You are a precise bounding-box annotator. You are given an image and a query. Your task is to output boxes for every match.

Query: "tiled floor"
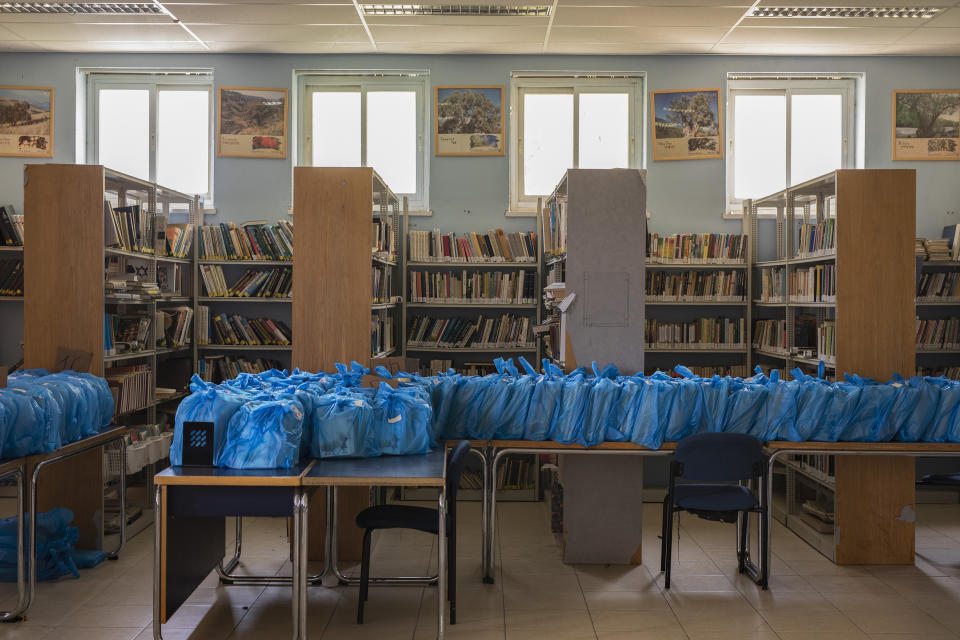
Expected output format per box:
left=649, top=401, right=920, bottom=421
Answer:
left=2, top=501, right=960, bottom=639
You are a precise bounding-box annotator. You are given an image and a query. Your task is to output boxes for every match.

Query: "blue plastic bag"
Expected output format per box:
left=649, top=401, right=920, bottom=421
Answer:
left=219, top=397, right=306, bottom=469
left=922, top=376, right=960, bottom=442
left=581, top=363, right=621, bottom=446
left=310, top=389, right=376, bottom=458
left=722, top=372, right=768, bottom=439
left=0, top=508, right=80, bottom=582
left=547, top=367, right=591, bottom=444
left=839, top=374, right=900, bottom=442
left=483, top=358, right=534, bottom=440
left=523, top=360, right=562, bottom=441
left=660, top=372, right=703, bottom=441
left=606, top=375, right=643, bottom=444
left=889, top=375, right=938, bottom=442
left=371, top=384, right=433, bottom=456
left=171, top=376, right=248, bottom=465
left=759, top=370, right=801, bottom=441
left=792, top=369, right=834, bottom=441
left=1, top=386, right=60, bottom=456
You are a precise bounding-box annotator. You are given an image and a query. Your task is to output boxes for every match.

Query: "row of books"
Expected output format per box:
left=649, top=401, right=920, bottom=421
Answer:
left=818, top=321, right=837, bottom=361
left=659, top=364, right=749, bottom=378
left=199, top=355, right=284, bottom=383
left=163, top=223, right=194, bottom=259
left=0, top=205, right=23, bottom=246
left=542, top=199, right=566, bottom=256
left=917, top=271, right=960, bottom=301
left=105, top=202, right=155, bottom=255
left=157, top=263, right=187, bottom=297
left=408, top=229, right=538, bottom=263
left=919, top=366, right=960, bottom=379
left=791, top=265, right=836, bottom=303
left=409, top=269, right=537, bottom=305
left=105, top=313, right=152, bottom=355
left=757, top=267, right=784, bottom=303
left=104, top=269, right=160, bottom=302
left=373, top=264, right=393, bottom=304
left=644, top=317, right=745, bottom=349
left=371, top=314, right=396, bottom=357
left=373, top=219, right=396, bottom=258
left=646, top=269, right=746, bottom=302
left=753, top=319, right=788, bottom=352
left=497, top=457, right=535, bottom=490
left=753, top=317, right=837, bottom=362
left=201, top=265, right=292, bottom=298
left=156, top=306, right=193, bottom=348
left=406, top=314, right=535, bottom=349
left=199, top=221, right=293, bottom=261
left=796, top=219, right=836, bottom=257
left=0, top=259, right=22, bottom=296
left=646, top=233, right=747, bottom=264
left=916, top=317, right=960, bottom=350
left=197, top=307, right=292, bottom=346
left=106, top=364, right=153, bottom=415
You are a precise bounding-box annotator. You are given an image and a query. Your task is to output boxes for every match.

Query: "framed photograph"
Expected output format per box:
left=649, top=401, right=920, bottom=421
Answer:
left=651, top=88, right=722, bottom=161
left=0, top=86, right=54, bottom=158
left=435, top=86, right=504, bottom=156
left=893, top=90, right=960, bottom=161
left=217, top=87, right=288, bottom=159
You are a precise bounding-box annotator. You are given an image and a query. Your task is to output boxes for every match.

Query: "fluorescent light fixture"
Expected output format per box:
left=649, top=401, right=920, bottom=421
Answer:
left=360, top=4, right=551, bottom=17
left=0, top=1, right=164, bottom=13
left=749, top=6, right=941, bottom=19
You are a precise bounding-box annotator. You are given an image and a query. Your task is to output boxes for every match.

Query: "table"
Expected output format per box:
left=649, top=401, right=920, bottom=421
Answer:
left=302, top=449, right=448, bottom=638
left=152, top=464, right=313, bottom=640
left=0, top=457, right=25, bottom=622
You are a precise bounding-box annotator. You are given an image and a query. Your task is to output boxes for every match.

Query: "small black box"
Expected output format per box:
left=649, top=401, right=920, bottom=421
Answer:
left=181, top=421, right=215, bottom=467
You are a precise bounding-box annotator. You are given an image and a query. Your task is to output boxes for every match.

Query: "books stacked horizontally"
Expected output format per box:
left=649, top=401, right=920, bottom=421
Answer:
left=156, top=306, right=193, bottom=348
left=373, top=264, right=393, bottom=304
left=818, top=320, right=837, bottom=363
left=105, top=313, right=152, bottom=355
left=646, top=270, right=746, bottom=302
left=796, top=220, right=836, bottom=258
left=645, top=317, right=745, bottom=349
left=163, top=223, right=194, bottom=258
left=925, top=238, right=952, bottom=262
left=916, top=238, right=928, bottom=260
left=371, top=313, right=395, bottom=357
left=408, top=229, right=537, bottom=263
left=646, top=233, right=746, bottom=264
left=105, top=202, right=155, bottom=254
left=753, top=319, right=788, bottom=354
left=916, top=317, right=960, bottom=351
left=373, top=218, right=395, bottom=260
left=197, top=306, right=291, bottom=346
left=199, top=355, right=284, bottom=383
left=790, top=265, right=836, bottom=303
left=201, top=265, right=292, bottom=298
left=426, top=359, right=453, bottom=374
left=918, top=271, right=960, bottom=302
left=542, top=199, right=566, bottom=256
left=0, top=205, right=23, bottom=246
left=406, top=314, right=535, bottom=349
left=409, top=269, right=537, bottom=304
left=199, top=220, right=293, bottom=261
left=105, top=364, right=153, bottom=415
left=104, top=272, right=160, bottom=301
left=757, top=267, right=785, bottom=303
left=0, top=259, right=22, bottom=296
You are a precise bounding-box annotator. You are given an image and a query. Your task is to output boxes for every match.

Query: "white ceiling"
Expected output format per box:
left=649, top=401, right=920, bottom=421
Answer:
left=0, top=0, right=959, bottom=55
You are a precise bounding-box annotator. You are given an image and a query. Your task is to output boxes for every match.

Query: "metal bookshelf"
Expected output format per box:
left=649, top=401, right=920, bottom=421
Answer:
left=916, top=259, right=960, bottom=376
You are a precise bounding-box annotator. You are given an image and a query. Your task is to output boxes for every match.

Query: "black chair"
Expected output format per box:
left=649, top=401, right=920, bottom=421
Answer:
left=917, top=473, right=960, bottom=488
left=661, top=432, right=768, bottom=589
left=355, top=440, right=471, bottom=624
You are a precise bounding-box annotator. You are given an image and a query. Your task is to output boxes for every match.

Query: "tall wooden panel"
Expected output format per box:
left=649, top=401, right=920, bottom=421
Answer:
left=24, top=164, right=105, bottom=375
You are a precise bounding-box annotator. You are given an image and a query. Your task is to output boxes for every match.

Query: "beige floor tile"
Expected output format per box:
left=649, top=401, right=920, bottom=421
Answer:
left=0, top=625, right=54, bottom=640
left=845, top=608, right=957, bottom=636
left=759, top=611, right=865, bottom=634
left=777, top=633, right=869, bottom=640
left=505, top=608, right=596, bottom=639
left=657, top=574, right=737, bottom=592
left=810, top=576, right=899, bottom=594
left=414, top=616, right=505, bottom=640
left=65, top=604, right=154, bottom=629
left=820, top=591, right=921, bottom=612
left=583, top=590, right=671, bottom=612
left=52, top=628, right=143, bottom=640
left=686, top=632, right=779, bottom=640
left=163, top=604, right=247, bottom=630
left=591, top=609, right=683, bottom=634
left=595, top=630, right=688, bottom=640
left=136, top=622, right=231, bottom=640
left=741, top=588, right=839, bottom=612
left=675, top=608, right=771, bottom=633
left=575, top=565, right=659, bottom=592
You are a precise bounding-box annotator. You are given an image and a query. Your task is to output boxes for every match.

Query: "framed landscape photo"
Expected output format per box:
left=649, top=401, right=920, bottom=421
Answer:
left=651, top=88, right=722, bottom=161
left=435, top=86, right=504, bottom=156
left=218, top=87, right=288, bottom=159
left=893, top=90, right=960, bottom=161
left=0, top=86, right=54, bottom=158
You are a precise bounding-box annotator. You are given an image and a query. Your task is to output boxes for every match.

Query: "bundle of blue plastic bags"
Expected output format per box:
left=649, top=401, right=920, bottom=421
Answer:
left=0, top=369, right=114, bottom=459
left=172, top=357, right=960, bottom=471
left=0, top=507, right=106, bottom=582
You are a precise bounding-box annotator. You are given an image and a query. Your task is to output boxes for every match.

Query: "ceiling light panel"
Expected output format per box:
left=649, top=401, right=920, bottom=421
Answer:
left=0, top=2, right=165, bottom=14
left=749, top=6, right=942, bottom=19
left=360, top=4, right=552, bottom=17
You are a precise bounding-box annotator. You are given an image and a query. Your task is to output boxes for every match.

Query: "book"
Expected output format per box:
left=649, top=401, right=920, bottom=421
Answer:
left=646, top=269, right=746, bottom=302
left=202, top=266, right=292, bottom=298
left=198, top=306, right=291, bottom=345
left=199, top=355, right=284, bottom=383
left=0, top=205, right=23, bottom=246
left=407, top=229, right=538, bottom=263
left=943, top=225, right=960, bottom=261
left=645, top=317, right=745, bottom=349
left=646, top=233, right=746, bottom=264
left=0, top=259, right=23, bottom=296
left=408, top=268, right=536, bottom=304
left=406, top=313, right=534, bottom=349
left=199, top=220, right=293, bottom=260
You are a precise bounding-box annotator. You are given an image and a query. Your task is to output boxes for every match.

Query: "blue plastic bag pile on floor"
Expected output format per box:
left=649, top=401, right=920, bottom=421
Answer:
left=0, top=507, right=110, bottom=582
left=0, top=369, right=114, bottom=460
left=173, top=357, right=960, bottom=470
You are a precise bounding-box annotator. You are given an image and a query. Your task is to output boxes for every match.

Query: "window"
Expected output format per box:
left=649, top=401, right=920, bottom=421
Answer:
left=85, top=70, right=213, bottom=203
left=509, top=72, right=644, bottom=214
left=726, top=75, right=859, bottom=216
left=298, top=71, right=429, bottom=213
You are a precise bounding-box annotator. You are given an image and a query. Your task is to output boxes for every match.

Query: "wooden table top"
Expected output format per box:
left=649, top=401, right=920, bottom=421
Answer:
left=155, top=462, right=315, bottom=486
left=303, top=449, right=446, bottom=487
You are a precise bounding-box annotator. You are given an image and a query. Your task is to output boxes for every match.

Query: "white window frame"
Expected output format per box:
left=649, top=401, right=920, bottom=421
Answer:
left=508, top=72, right=645, bottom=216
left=296, top=70, right=430, bottom=215
left=725, top=74, right=860, bottom=217
left=83, top=69, right=214, bottom=206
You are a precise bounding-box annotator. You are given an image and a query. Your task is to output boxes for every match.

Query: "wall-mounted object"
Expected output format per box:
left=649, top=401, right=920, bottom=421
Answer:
left=892, top=90, right=960, bottom=161
left=650, top=88, right=722, bottom=161
left=435, top=85, right=505, bottom=156
left=0, top=86, right=54, bottom=158
left=217, top=86, right=288, bottom=159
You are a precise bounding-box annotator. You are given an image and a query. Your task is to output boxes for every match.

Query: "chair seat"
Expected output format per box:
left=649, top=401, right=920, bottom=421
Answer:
left=673, top=484, right=757, bottom=512
left=919, top=473, right=960, bottom=486
left=356, top=504, right=449, bottom=534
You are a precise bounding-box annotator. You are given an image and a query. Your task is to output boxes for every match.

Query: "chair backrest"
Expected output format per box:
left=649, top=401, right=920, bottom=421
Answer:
left=673, top=432, right=764, bottom=482
left=445, top=440, right=472, bottom=520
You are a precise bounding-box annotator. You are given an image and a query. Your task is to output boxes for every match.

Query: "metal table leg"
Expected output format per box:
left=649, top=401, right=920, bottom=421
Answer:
left=153, top=485, right=164, bottom=640
left=437, top=486, right=447, bottom=639
left=291, top=488, right=309, bottom=640
left=0, top=467, right=26, bottom=623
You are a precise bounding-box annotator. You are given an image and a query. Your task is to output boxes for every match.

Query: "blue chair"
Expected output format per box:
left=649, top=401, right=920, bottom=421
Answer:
left=355, top=440, right=472, bottom=624
left=661, top=432, right=768, bottom=589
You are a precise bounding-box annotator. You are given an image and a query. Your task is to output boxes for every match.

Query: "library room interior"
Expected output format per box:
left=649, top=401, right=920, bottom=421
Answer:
left=3, top=2, right=960, bottom=639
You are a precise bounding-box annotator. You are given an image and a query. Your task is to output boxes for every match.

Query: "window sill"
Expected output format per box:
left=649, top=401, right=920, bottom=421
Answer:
left=506, top=209, right=538, bottom=218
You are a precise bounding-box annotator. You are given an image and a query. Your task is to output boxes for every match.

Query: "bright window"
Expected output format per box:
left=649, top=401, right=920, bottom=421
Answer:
left=510, top=73, right=644, bottom=214
left=727, top=76, right=857, bottom=215
left=298, top=72, right=429, bottom=212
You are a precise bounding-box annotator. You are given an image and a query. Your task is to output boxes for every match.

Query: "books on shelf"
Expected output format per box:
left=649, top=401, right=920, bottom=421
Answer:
left=546, top=260, right=564, bottom=286
left=105, top=202, right=155, bottom=255
left=201, top=265, right=292, bottom=298
left=409, top=269, right=536, bottom=304
left=943, top=225, right=960, bottom=261
left=753, top=319, right=789, bottom=354
left=919, top=366, right=960, bottom=379
left=199, top=355, right=284, bottom=383
left=105, top=364, right=153, bottom=415
left=646, top=233, right=746, bottom=264
left=157, top=263, right=186, bottom=297
left=156, top=306, right=193, bottom=348
left=790, top=264, right=836, bottom=303
left=645, top=269, right=745, bottom=302
left=104, top=267, right=159, bottom=301
left=542, top=199, right=567, bottom=257
left=818, top=320, right=837, bottom=363
left=916, top=317, right=960, bottom=350
left=199, top=220, right=293, bottom=261
left=371, top=312, right=395, bottom=357
left=916, top=238, right=928, bottom=260
left=373, top=264, right=393, bottom=304
left=197, top=305, right=291, bottom=345
left=659, top=364, right=749, bottom=378
left=373, top=218, right=395, bottom=259
left=407, top=313, right=534, bottom=349
left=796, top=219, right=836, bottom=258
left=644, top=317, right=745, bottom=349
left=163, top=223, right=194, bottom=259
left=497, top=456, right=535, bottom=490
left=0, top=205, right=23, bottom=246
left=0, top=258, right=23, bottom=296
left=104, top=313, right=152, bottom=356
left=758, top=267, right=785, bottom=303
left=408, top=228, right=537, bottom=263
left=918, top=271, right=960, bottom=302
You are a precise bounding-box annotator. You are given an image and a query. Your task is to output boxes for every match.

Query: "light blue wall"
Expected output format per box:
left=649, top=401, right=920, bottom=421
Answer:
left=1, top=52, right=959, bottom=238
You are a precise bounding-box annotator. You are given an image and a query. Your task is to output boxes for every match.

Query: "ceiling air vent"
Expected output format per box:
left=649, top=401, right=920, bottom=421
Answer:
left=749, top=6, right=941, bottom=19
left=360, top=4, right=552, bottom=17
left=0, top=1, right=165, bottom=14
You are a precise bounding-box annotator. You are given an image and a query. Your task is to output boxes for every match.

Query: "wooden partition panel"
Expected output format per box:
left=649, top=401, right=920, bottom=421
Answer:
left=24, top=164, right=105, bottom=375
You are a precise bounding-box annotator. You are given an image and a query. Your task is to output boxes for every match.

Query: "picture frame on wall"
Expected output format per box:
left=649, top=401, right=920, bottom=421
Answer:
left=650, top=88, right=722, bottom=161
left=435, top=85, right=505, bottom=156
left=892, top=90, right=960, bottom=161
left=217, top=86, right=288, bottom=159
left=0, top=85, right=54, bottom=158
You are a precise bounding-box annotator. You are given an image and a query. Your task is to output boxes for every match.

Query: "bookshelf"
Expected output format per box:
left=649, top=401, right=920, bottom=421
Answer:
left=915, top=259, right=960, bottom=377
left=0, top=244, right=24, bottom=367
left=747, top=169, right=917, bottom=565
